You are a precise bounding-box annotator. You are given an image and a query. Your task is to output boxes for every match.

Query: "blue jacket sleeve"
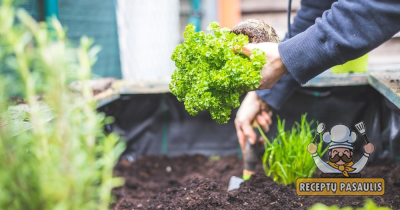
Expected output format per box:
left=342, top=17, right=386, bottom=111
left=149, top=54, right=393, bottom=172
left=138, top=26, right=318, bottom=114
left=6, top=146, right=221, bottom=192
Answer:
left=257, top=0, right=336, bottom=109
left=256, top=73, right=300, bottom=109
left=279, top=0, right=400, bottom=84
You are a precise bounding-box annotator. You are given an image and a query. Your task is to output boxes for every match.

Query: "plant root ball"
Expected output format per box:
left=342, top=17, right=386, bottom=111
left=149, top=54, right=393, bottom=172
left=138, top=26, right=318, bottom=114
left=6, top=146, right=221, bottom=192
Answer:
left=231, top=19, right=280, bottom=44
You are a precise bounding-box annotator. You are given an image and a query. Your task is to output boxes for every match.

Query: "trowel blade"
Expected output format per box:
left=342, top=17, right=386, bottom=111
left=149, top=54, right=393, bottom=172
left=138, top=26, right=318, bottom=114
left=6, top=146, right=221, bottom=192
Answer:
left=227, top=176, right=244, bottom=191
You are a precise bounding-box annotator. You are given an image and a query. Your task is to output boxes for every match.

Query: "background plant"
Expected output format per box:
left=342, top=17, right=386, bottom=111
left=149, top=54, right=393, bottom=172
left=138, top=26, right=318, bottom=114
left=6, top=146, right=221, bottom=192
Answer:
left=308, top=199, right=391, bottom=210
left=260, top=114, right=326, bottom=185
left=0, top=1, right=124, bottom=209
left=170, top=22, right=266, bottom=124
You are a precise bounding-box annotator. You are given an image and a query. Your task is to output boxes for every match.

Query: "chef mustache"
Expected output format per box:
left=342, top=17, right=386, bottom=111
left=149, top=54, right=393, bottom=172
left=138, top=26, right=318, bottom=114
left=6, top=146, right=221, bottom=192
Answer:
left=329, top=153, right=353, bottom=163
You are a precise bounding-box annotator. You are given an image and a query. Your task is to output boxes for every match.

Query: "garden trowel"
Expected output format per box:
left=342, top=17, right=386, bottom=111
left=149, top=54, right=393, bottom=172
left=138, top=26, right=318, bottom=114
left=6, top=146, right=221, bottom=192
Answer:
left=228, top=124, right=261, bottom=191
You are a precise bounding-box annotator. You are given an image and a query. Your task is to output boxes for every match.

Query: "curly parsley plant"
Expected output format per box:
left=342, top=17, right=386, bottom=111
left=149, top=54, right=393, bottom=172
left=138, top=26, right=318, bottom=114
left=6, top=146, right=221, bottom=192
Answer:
left=170, top=22, right=266, bottom=124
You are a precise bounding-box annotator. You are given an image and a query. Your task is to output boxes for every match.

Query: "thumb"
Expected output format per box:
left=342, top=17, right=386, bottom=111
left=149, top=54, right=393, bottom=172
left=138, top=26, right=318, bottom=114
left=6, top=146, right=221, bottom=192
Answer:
left=242, top=123, right=257, bottom=145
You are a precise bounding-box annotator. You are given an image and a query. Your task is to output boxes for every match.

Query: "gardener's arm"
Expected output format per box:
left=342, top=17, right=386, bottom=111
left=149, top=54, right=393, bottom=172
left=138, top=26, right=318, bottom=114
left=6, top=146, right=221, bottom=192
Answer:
left=235, top=1, right=336, bottom=147
left=281, top=0, right=400, bottom=84
left=255, top=0, right=336, bottom=109
left=244, top=0, right=400, bottom=88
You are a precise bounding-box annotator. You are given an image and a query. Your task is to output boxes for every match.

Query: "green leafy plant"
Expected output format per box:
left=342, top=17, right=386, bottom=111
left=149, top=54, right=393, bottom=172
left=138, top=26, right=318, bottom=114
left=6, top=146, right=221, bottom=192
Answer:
left=308, top=199, right=391, bottom=210
left=260, top=114, right=326, bottom=185
left=170, top=22, right=266, bottom=124
left=0, top=1, right=124, bottom=209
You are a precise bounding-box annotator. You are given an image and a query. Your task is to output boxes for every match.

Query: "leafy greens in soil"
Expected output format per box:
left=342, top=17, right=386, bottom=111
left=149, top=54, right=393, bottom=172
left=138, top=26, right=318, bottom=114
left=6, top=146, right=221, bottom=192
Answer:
left=170, top=22, right=266, bottom=124
left=260, top=114, right=327, bottom=185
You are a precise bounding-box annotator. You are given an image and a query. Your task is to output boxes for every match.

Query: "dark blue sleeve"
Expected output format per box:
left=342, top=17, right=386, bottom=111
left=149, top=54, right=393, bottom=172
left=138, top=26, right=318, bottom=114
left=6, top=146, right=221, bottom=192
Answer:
left=256, top=0, right=336, bottom=110
left=279, top=0, right=400, bottom=84
left=256, top=73, right=300, bottom=110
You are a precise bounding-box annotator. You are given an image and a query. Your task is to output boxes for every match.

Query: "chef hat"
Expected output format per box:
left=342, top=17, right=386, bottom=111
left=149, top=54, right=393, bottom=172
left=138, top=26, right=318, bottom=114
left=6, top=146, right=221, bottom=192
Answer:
left=323, top=124, right=357, bottom=150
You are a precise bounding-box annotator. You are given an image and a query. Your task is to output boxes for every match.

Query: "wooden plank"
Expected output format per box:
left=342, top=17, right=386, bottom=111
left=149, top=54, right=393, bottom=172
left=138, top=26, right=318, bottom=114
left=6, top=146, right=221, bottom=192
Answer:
left=95, top=90, right=120, bottom=108
left=115, top=81, right=170, bottom=94
left=94, top=68, right=400, bottom=106
left=304, top=70, right=369, bottom=87
left=305, top=64, right=400, bottom=87
left=369, top=71, right=400, bottom=109
left=95, top=80, right=170, bottom=108
left=369, top=38, right=400, bottom=67
left=241, top=0, right=300, bottom=13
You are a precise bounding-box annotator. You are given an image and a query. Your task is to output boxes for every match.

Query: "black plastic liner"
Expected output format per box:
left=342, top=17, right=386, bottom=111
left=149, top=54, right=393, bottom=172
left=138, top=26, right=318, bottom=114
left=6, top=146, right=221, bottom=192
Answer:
left=99, top=85, right=400, bottom=165
left=99, top=94, right=241, bottom=162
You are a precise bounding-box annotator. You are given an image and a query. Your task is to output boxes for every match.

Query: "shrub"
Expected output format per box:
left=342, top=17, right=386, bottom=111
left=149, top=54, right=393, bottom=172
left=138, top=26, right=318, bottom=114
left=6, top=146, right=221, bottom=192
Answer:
left=0, top=1, right=124, bottom=209
left=260, top=114, right=326, bottom=185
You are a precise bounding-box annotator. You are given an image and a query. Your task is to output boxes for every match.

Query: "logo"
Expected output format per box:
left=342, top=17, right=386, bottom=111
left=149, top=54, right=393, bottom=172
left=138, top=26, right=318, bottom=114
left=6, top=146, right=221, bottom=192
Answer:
left=296, top=122, right=385, bottom=196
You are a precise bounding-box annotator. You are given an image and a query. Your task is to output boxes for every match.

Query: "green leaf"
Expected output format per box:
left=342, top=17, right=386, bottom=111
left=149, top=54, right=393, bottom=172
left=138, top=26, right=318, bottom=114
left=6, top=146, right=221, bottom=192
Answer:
left=170, top=21, right=266, bottom=124
left=260, top=114, right=328, bottom=186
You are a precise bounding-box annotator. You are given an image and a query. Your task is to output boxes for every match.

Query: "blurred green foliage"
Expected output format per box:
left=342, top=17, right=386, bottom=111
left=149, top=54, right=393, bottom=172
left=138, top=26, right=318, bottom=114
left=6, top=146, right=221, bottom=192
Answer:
left=0, top=0, right=124, bottom=209
left=308, top=199, right=391, bottom=210
left=260, top=114, right=327, bottom=185
left=170, top=22, right=266, bottom=124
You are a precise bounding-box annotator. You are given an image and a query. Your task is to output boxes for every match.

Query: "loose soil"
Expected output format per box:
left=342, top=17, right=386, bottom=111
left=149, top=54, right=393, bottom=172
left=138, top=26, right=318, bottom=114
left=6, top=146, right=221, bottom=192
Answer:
left=112, top=155, right=400, bottom=210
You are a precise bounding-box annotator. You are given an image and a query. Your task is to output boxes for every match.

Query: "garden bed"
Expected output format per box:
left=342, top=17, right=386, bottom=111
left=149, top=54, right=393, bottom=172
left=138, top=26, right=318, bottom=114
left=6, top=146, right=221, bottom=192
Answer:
left=112, top=155, right=400, bottom=209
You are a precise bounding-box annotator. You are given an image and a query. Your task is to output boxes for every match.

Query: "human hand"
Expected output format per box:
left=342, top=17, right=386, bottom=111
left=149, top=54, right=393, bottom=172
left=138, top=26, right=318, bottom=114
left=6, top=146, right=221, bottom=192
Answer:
left=235, top=91, right=272, bottom=155
left=364, top=143, right=375, bottom=154
left=239, top=42, right=288, bottom=90
left=307, top=143, right=318, bottom=154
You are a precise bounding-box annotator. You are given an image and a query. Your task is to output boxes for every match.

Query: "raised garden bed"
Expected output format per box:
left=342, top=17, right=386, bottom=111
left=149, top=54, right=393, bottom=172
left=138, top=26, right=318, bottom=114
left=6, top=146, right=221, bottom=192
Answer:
left=112, top=155, right=400, bottom=209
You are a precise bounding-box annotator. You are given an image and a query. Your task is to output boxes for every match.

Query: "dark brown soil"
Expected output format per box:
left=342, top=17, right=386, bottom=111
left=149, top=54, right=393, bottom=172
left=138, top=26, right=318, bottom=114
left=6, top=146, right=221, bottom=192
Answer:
left=112, top=155, right=400, bottom=210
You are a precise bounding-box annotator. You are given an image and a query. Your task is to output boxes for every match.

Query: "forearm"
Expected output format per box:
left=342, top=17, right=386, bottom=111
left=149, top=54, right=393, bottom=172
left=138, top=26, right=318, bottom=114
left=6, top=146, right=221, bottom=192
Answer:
left=255, top=0, right=336, bottom=107
left=279, top=0, right=400, bottom=84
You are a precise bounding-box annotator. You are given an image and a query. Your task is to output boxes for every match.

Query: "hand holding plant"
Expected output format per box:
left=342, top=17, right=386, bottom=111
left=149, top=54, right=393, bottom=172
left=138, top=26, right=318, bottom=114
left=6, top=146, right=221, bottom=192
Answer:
left=238, top=42, right=288, bottom=90
left=235, top=91, right=272, bottom=153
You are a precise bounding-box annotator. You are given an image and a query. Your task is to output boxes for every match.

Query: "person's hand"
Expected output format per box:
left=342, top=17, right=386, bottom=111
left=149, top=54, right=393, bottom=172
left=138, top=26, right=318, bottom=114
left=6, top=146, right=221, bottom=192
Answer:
left=239, top=42, right=288, bottom=90
left=364, top=143, right=375, bottom=154
left=235, top=91, right=272, bottom=155
left=307, top=143, right=318, bottom=154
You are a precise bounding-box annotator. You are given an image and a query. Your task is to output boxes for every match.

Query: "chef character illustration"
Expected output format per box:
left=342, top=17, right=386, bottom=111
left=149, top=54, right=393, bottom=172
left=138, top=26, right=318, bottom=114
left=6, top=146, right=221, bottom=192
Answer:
left=307, top=123, right=375, bottom=177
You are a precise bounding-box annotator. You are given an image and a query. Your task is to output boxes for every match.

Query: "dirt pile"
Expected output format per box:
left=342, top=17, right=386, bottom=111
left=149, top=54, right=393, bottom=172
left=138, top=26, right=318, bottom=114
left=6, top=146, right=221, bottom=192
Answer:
left=144, top=173, right=304, bottom=210
left=112, top=155, right=400, bottom=210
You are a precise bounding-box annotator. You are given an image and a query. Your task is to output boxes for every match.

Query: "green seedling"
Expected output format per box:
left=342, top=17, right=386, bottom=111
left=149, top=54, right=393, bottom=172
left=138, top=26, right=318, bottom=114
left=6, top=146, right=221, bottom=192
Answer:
left=209, top=155, right=221, bottom=161
left=0, top=1, right=124, bottom=209
left=170, top=21, right=266, bottom=124
left=308, top=199, right=391, bottom=210
left=260, top=114, right=327, bottom=185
